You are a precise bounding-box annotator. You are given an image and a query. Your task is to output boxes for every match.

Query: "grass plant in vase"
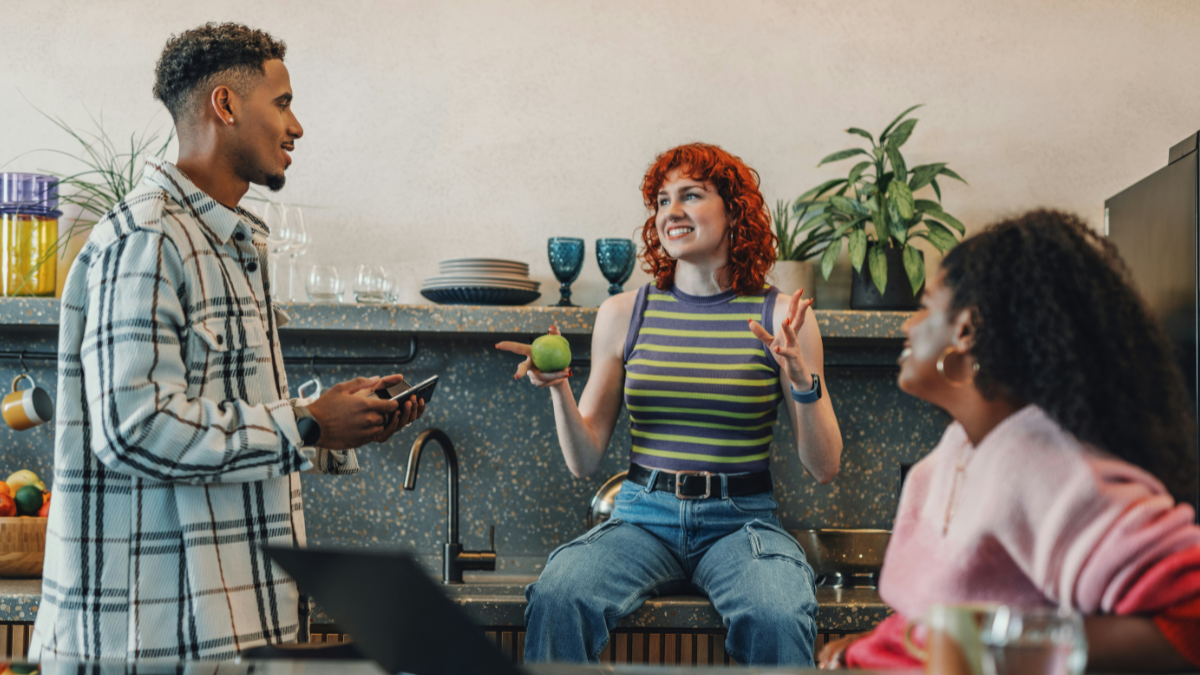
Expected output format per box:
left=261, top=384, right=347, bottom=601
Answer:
left=6, top=108, right=175, bottom=296
left=770, top=198, right=835, bottom=300
left=795, top=105, right=968, bottom=310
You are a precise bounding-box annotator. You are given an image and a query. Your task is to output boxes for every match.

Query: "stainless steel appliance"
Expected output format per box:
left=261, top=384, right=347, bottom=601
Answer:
left=1106, top=132, right=1200, bottom=513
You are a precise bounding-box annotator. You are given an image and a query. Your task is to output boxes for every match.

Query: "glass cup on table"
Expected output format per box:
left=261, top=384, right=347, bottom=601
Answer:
left=354, top=265, right=392, bottom=304
left=306, top=264, right=344, bottom=303
left=980, top=606, right=1086, bottom=675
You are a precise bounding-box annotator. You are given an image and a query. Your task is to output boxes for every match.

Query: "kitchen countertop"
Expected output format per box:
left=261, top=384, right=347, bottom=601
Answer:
left=0, top=298, right=910, bottom=340
left=30, top=659, right=912, bottom=675
left=0, top=576, right=891, bottom=633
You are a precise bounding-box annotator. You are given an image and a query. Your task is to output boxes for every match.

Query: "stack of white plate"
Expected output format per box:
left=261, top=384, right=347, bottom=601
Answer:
left=422, top=258, right=538, bottom=291
left=421, top=258, right=541, bottom=305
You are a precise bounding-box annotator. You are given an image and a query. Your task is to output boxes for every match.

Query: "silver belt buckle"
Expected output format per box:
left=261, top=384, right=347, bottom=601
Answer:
left=674, top=471, right=712, bottom=500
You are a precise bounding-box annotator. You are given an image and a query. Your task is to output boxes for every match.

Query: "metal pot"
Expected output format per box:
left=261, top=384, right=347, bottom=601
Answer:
left=790, top=528, right=891, bottom=588
left=587, top=471, right=628, bottom=529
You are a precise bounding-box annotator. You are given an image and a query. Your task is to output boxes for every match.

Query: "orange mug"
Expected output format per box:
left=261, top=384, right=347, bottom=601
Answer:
left=2, top=374, right=53, bottom=431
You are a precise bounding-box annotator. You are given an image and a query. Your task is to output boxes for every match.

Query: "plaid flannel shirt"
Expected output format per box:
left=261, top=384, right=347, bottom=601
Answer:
left=31, top=159, right=358, bottom=661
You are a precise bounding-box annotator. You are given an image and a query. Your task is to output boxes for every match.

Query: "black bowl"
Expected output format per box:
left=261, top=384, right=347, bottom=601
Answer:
left=420, top=286, right=541, bottom=306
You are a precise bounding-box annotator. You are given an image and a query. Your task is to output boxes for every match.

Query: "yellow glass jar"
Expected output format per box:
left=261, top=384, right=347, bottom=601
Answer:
left=1, top=212, right=57, bottom=296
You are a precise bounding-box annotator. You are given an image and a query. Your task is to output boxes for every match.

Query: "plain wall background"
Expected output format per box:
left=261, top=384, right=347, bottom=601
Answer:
left=2, top=0, right=1198, bottom=307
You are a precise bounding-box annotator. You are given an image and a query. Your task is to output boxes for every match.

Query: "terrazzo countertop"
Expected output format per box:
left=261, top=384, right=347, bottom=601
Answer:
left=0, top=298, right=910, bottom=340
left=0, top=577, right=889, bottom=633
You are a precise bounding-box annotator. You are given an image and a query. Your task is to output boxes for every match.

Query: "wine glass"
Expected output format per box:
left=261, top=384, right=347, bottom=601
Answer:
left=263, top=202, right=293, bottom=297
left=548, top=237, right=585, bottom=307
left=354, top=265, right=392, bottom=304
left=285, top=207, right=309, bottom=301
left=306, top=264, right=344, bottom=302
left=596, top=238, right=636, bottom=296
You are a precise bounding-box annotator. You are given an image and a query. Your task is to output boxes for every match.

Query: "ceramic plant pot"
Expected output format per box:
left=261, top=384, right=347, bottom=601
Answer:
left=850, top=247, right=923, bottom=311
left=769, top=260, right=816, bottom=300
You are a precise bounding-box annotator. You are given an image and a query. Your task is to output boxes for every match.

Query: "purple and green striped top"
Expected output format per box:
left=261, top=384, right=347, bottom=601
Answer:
left=622, top=283, right=783, bottom=474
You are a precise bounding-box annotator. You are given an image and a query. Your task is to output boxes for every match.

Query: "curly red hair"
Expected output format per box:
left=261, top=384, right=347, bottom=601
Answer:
left=639, top=143, right=776, bottom=295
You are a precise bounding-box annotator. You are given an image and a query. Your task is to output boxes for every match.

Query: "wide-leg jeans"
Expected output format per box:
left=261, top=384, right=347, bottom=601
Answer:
left=524, top=472, right=818, bottom=666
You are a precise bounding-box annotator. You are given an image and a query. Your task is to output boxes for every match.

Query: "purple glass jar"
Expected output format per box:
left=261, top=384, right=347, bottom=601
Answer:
left=0, top=173, right=60, bottom=216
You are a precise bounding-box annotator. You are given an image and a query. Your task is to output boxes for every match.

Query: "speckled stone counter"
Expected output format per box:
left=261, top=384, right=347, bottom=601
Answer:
left=0, top=298, right=910, bottom=339
left=0, top=576, right=888, bottom=633
left=0, top=298, right=942, bottom=599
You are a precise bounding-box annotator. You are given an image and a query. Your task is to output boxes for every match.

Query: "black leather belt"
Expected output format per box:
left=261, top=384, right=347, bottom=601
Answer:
left=626, top=463, right=773, bottom=500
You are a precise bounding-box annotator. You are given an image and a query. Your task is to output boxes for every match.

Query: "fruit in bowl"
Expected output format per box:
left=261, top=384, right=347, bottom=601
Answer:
left=0, top=470, right=48, bottom=578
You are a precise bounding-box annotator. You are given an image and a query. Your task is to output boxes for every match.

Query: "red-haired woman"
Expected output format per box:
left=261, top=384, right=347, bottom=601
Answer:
left=498, top=143, right=843, bottom=666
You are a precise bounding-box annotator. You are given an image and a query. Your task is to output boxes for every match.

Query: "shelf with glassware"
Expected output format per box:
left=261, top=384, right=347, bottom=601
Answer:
left=0, top=296, right=910, bottom=339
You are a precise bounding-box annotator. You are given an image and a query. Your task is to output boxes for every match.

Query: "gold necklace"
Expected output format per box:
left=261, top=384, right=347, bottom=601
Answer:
left=942, top=442, right=975, bottom=536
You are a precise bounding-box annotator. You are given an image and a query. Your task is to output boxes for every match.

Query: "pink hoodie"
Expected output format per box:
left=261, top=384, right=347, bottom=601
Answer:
left=847, top=405, right=1200, bottom=668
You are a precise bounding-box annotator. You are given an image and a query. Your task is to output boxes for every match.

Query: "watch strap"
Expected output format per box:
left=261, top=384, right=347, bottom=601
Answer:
left=789, top=374, right=822, bottom=404
left=293, top=404, right=322, bottom=446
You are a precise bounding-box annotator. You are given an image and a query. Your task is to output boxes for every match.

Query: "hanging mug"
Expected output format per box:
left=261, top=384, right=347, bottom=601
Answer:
left=2, top=374, right=54, bottom=431
left=296, top=378, right=322, bottom=406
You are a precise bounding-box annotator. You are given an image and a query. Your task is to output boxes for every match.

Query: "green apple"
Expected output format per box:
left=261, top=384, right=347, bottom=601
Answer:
left=531, top=334, right=572, bottom=372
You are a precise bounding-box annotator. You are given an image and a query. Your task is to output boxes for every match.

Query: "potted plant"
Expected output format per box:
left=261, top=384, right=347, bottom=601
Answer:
left=770, top=198, right=830, bottom=299
left=3, top=108, right=176, bottom=296
left=794, top=105, right=968, bottom=310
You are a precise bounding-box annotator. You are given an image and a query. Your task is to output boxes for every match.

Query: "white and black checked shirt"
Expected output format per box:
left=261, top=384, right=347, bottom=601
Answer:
left=31, top=158, right=358, bottom=661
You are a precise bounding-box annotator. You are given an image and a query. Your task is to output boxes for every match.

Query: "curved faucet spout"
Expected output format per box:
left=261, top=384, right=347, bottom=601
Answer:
left=404, top=428, right=459, bottom=546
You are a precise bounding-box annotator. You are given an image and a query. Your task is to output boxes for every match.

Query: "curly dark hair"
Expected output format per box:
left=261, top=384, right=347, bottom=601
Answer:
left=639, top=143, right=777, bottom=295
left=153, top=22, right=287, bottom=125
left=942, top=209, right=1197, bottom=504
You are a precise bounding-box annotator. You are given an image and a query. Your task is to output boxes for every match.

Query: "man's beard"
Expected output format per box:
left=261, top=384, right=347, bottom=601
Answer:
left=265, top=173, right=286, bottom=191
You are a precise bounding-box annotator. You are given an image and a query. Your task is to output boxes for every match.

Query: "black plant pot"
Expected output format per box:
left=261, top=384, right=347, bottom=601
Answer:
left=850, top=247, right=924, bottom=311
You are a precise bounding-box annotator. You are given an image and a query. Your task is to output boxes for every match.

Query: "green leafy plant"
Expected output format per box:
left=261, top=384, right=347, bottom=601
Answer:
left=0, top=108, right=176, bottom=288
left=795, top=104, right=968, bottom=295
left=773, top=198, right=835, bottom=261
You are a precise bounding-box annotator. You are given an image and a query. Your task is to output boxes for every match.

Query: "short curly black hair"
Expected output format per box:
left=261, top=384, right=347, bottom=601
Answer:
left=153, top=22, right=286, bottom=126
left=942, top=209, right=1197, bottom=504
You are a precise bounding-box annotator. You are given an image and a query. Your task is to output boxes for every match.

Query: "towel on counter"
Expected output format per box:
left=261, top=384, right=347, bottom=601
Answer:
left=846, top=406, right=1200, bottom=669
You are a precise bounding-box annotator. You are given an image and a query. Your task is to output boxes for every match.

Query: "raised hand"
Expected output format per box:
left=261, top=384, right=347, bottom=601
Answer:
left=748, top=290, right=813, bottom=387
left=495, top=326, right=572, bottom=388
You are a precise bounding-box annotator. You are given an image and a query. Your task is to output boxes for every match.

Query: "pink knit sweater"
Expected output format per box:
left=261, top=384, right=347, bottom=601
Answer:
left=847, top=405, right=1200, bottom=668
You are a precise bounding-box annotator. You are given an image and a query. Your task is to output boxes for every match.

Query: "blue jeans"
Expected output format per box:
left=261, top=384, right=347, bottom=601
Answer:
left=524, top=473, right=818, bottom=666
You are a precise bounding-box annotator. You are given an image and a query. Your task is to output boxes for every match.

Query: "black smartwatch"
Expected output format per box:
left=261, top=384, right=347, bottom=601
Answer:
left=789, top=374, right=822, bottom=404
left=293, top=405, right=322, bottom=447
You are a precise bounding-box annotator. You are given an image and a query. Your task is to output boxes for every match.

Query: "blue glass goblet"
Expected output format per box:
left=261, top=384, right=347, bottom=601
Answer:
left=548, top=237, right=585, bottom=307
left=596, top=238, right=636, bottom=296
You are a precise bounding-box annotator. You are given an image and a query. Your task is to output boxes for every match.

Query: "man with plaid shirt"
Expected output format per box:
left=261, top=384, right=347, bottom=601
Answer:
left=31, top=23, right=424, bottom=660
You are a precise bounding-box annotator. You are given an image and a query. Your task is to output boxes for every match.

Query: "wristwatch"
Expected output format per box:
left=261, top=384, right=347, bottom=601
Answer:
left=789, top=374, right=822, bottom=404
left=293, top=404, right=322, bottom=447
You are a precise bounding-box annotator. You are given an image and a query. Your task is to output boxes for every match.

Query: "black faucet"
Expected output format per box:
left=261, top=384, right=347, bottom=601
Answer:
left=403, top=428, right=496, bottom=584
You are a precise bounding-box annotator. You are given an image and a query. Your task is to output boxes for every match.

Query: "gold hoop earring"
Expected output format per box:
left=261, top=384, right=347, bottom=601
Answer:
left=937, top=346, right=979, bottom=387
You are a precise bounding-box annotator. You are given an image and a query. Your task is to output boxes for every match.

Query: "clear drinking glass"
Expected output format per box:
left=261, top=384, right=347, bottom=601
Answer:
left=981, top=606, right=1086, bottom=675
left=306, top=264, right=344, bottom=303
left=354, top=264, right=392, bottom=304
left=285, top=207, right=309, bottom=301
left=263, top=202, right=293, bottom=297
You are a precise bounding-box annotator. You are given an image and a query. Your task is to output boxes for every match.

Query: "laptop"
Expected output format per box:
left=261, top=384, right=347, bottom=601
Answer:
left=263, top=546, right=525, bottom=675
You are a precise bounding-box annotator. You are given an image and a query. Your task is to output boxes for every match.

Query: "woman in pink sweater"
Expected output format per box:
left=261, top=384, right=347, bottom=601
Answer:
left=820, top=210, right=1200, bottom=671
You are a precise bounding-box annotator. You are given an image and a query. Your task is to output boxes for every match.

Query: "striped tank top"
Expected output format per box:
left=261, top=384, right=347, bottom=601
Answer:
left=622, top=283, right=783, bottom=474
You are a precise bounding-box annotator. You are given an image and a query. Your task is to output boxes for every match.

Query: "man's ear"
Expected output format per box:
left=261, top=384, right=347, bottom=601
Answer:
left=209, top=85, right=237, bottom=125
left=952, top=307, right=976, bottom=352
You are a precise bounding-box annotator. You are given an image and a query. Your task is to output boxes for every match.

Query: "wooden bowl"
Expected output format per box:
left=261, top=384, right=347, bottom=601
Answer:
left=0, top=517, right=46, bottom=578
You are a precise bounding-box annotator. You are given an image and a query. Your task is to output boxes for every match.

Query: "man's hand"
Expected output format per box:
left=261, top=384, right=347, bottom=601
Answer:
left=305, top=376, right=401, bottom=450
left=369, top=374, right=427, bottom=444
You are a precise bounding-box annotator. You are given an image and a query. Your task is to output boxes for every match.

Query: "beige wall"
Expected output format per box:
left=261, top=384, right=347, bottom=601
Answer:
left=2, top=0, right=1197, bottom=307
